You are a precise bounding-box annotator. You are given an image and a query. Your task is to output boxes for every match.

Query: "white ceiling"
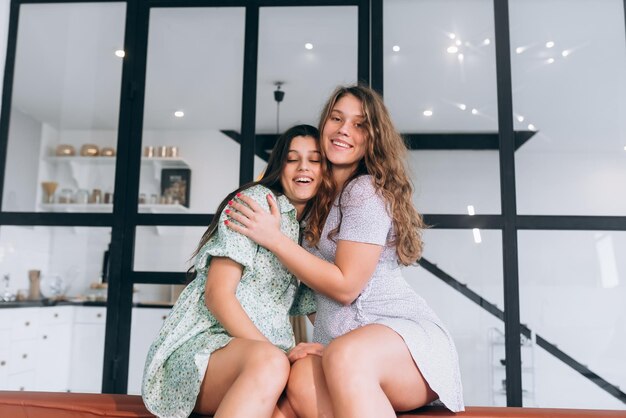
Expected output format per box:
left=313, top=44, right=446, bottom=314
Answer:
left=9, top=0, right=626, bottom=151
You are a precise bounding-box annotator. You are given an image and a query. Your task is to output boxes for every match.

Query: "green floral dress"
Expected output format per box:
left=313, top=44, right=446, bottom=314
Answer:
left=142, top=185, right=316, bottom=418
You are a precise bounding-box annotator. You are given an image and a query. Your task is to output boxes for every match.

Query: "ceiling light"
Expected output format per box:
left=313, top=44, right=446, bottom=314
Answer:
left=447, top=46, right=459, bottom=54
left=392, top=45, right=400, bottom=52
left=473, top=228, right=482, bottom=244
left=305, top=43, right=313, bottom=50
left=561, top=50, right=571, bottom=57
left=455, top=39, right=462, bottom=46
left=515, top=46, right=525, bottom=54
left=449, top=33, right=456, bottom=39
left=423, top=110, right=433, bottom=117
left=483, top=38, right=491, bottom=46
left=467, top=205, right=475, bottom=215
left=457, top=53, right=464, bottom=62
left=546, top=41, right=555, bottom=48
left=528, top=123, right=536, bottom=131
left=547, top=58, right=555, bottom=64
left=517, top=115, right=524, bottom=122
left=458, top=104, right=467, bottom=110
left=623, top=146, right=626, bottom=151
left=114, top=50, right=125, bottom=58
left=174, top=111, right=184, bottom=118
left=471, top=108, right=478, bottom=115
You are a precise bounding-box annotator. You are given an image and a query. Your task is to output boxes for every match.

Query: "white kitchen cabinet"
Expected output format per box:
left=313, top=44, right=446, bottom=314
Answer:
left=0, top=304, right=172, bottom=394
left=0, top=310, right=11, bottom=390
left=0, top=306, right=73, bottom=392
left=127, top=307, right=171, bottom=395
left=36, top=306, right=73, bottom=391
left=68, top=306, right=106, bottom=393
left=4, top=307, right=39, bottom=391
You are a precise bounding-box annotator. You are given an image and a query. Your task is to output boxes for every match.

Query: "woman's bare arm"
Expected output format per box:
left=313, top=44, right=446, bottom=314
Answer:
left=204, top=256, right=268, bottom=342
left=225, top=195, right=382, bottom=305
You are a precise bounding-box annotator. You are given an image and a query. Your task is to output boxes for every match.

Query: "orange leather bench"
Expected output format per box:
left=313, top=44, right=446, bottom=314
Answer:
left=0, top=391, right=624, bottom=418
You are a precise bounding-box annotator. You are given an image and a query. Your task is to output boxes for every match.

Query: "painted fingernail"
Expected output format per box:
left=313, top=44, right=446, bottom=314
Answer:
left=267, top=193, right=274, bottom=200
left=224, top=220, right=229, bottom=225
left=225, top=209, right=230, bottom=214
left=236, top=193, right=242, bottom=197
left=228, top=200, right=233, bottom=205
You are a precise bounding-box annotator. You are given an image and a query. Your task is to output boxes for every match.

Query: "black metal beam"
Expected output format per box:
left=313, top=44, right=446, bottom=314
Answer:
left=517, top=216, right=626, bottom=231
left=132, top=271, right=189, bottom=285
left=423, top=214, right=503, bottom=229
left=493, top=0, right=523, bottom=406
left=239, top=6, right=259, bottom=185
left=357, top=0, right=369, bottom=84
left=102, top=0, right=146, bottom=394
left=0, top=0, right=19, bottom=210
left=134, top=213, right=213, bottom=226
left=404, top=131, right=536, bottom=151
left=228, top=131, right=538, bottom=157
left=0, top=212, right=113, bottom=226
left=371, top=0, right=383, bottom=94
left=419, top=258, right=504, bottom=320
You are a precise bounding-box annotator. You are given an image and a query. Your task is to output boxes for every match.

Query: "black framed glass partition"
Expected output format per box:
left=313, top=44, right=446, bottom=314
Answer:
left=0, top=0, right=625, bottom=409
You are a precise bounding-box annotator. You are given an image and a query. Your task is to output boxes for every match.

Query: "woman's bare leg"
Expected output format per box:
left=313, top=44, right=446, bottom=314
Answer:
left=194, top=338, right=290, bottom=418
left=322, top=324, right=437, bottom=418
left=272, top=394, right=297, bottom=418
left=286, top=355, right=334, bottom=418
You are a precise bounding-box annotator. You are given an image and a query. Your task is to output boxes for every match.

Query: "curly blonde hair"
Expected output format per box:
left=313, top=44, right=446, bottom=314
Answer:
left=306, top=85, right=426, bottom=265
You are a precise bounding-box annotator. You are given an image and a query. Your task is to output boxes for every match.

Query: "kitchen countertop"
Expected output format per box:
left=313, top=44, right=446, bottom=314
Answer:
left=0, top=299, right=174, bottom=309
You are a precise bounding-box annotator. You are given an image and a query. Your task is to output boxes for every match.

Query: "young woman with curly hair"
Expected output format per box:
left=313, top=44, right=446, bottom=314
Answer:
left=226, top=85, right=465, bottom=417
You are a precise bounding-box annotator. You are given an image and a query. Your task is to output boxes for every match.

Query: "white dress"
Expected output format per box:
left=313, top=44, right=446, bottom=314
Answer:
left=303, top=175, right=465, bottom=412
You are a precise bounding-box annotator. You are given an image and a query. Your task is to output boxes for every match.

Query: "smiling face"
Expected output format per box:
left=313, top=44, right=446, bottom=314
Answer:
left=322, top=93, right=368, bottom=180
left=280, top=135, right=322, bottom=218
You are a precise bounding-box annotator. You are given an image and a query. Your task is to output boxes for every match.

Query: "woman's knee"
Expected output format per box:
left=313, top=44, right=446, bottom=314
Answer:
left=244, top=342, right=290, bottom=386
left=322, top=337, right=364, bottom=378
left=287, top=356, right=332, bottom=418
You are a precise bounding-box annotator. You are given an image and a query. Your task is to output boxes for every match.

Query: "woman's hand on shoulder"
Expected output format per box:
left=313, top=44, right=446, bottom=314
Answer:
left=225, top=193, right=283, bottom=250
left=287, top=342, right=325, bottom=363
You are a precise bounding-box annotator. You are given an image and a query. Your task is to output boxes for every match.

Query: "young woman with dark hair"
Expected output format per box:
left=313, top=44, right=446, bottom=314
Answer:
left=142, top=124, right=330, bottom=418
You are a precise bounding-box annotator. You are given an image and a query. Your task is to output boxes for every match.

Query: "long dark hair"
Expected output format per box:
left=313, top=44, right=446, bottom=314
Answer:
left=186, top=124, right=321, bottom=281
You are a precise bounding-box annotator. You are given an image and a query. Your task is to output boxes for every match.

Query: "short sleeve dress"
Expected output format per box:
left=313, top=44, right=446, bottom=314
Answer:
left=303, top=175, right=465, bottom=412
left=142, top=184, right=316, bottom=418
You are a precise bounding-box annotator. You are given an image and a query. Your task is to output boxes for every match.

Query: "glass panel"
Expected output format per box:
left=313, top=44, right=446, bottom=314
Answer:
left=511, top=0, right=626, bottom=215
left=0, top=226, right=110, bottom=392
left=518, top=231, right=626, bottom=409
left=1, top=3, right=126, bottom=213
left=253, top=6, right=358, bottom=174
left=256, top=6, right=359, bottom=126
left=384, top=0, right=500, bottom=214
left=139, top=8, right=245, bottom=214
left=406, top=229, right=504, bottom=406
left=133, top=226, right=204, bottom=274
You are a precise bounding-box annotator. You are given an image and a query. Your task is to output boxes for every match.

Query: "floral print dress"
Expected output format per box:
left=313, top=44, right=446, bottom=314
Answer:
left=141, top=184, right=316, bottom=418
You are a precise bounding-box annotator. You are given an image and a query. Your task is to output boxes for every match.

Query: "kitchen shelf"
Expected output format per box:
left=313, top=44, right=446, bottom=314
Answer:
left=43, top=156, right=190, bottom=169
left=40, top=203, right=189, bottom=213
